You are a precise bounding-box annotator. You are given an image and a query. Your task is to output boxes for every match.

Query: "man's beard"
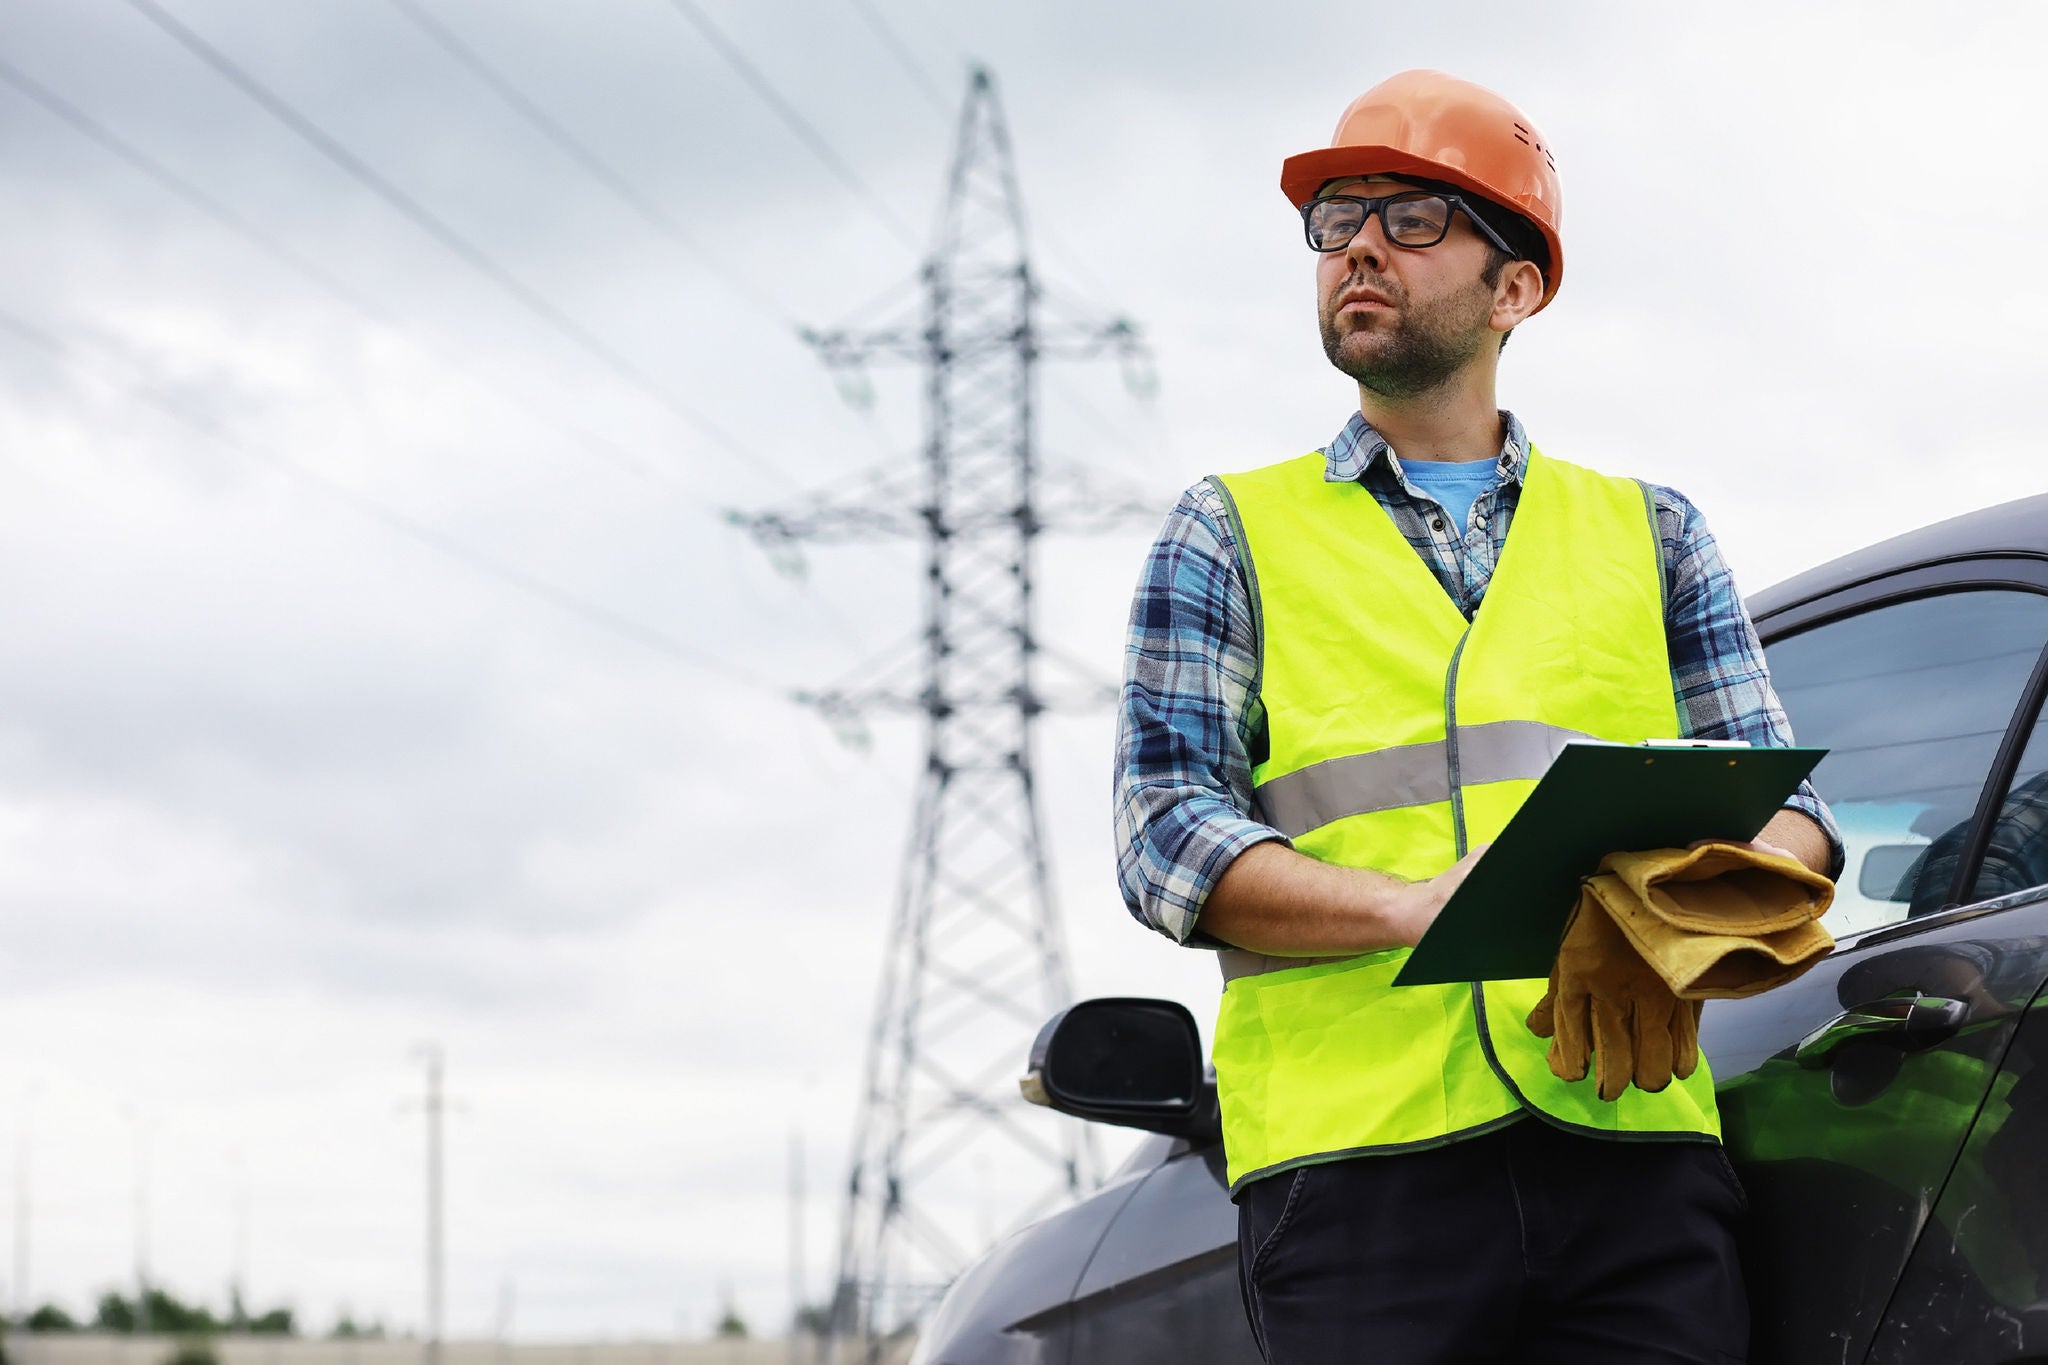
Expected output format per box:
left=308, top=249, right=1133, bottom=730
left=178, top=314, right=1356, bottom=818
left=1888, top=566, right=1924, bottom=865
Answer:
left=1320, top=272, right=1493, bottom=399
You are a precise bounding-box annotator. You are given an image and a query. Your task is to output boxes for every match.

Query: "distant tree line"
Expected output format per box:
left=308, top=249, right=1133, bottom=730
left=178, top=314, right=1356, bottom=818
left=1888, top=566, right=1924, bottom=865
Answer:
left=325, top=1316, right=387, bottom=1340
left=16, top=1288, right=296, bottom=1336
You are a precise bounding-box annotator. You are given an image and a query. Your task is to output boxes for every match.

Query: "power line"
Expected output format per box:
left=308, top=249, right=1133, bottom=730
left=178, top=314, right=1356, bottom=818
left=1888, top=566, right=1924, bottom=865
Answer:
left=887, top=0, right=977, bottom=72
left=2, top=42, right=874, bottom=672
left=841, top=0, right=953, bottom=116
left=375, top=0, right=907, bottom=598
left=115, top=0, right=771, bottom=479
left=0, top=304, right=770, bottom=687
left=662, top=0, right=922, bottom=252
left=380, top=0, right=800, bottom=329
left=827, top=0, right=1123, bottom=324
left=0, top=55, right=688, bottom=497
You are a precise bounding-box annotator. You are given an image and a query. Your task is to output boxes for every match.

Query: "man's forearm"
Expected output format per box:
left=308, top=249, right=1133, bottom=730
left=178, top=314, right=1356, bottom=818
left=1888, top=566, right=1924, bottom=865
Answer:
left=1199, top=810, right=1830, bottom=958
left=1198, top=841, right=1483, bottom=956
left=1757, top=808, right=1834, bottom=879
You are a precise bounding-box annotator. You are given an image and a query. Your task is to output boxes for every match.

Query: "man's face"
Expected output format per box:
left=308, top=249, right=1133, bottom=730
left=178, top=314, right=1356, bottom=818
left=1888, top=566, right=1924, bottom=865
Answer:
left=1314, top=174, right=1502, bottom=398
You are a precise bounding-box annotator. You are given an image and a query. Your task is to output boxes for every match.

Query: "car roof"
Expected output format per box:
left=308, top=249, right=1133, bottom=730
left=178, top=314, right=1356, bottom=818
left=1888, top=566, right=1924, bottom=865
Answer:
left=1749, top=491, right=2048, bottom=623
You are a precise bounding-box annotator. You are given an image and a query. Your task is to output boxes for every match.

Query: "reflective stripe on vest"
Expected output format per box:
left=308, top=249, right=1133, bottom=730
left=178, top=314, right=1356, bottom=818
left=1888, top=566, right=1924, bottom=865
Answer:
left=1252, top=719, right=1594, bottom=838
left=1207, top=448, right=1721, bottom=1194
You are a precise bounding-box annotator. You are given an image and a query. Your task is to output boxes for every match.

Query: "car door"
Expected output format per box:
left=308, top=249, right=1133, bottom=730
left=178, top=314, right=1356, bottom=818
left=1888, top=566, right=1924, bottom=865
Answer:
left=1863, top=970, right=2048, bottom=1361
left=1703, top=562, right=2048, bottom=1365
left=1061, top=1138, right=1259, bottom=1364
left=1860, top=691, right=2048, bottom=1363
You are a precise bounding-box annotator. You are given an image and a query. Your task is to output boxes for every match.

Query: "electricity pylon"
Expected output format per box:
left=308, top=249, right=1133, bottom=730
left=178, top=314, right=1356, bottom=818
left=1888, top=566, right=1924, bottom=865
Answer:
left=732, top=66, right=1151, bottom=1363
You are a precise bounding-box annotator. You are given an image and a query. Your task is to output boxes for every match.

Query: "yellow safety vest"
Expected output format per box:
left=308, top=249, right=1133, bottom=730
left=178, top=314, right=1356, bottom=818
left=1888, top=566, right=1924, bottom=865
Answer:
left=1207, top=447, right=1721, bottom=1194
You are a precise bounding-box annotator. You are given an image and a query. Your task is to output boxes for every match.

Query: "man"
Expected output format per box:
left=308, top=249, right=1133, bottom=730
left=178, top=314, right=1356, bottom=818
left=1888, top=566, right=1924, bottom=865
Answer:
left=1113, top=71, right=1843, bottom=1363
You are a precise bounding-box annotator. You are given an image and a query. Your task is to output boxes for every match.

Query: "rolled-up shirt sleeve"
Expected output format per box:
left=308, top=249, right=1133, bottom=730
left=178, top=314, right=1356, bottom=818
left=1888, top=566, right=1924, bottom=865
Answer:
left=1656, top=486, right=1847, bottom=880
left=1114, top=483, right=1287, bottom=944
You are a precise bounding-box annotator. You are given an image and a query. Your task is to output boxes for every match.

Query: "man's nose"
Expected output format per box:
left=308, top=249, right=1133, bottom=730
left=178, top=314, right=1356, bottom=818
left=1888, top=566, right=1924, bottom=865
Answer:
left=1343, top=212, right=1392, bottom=275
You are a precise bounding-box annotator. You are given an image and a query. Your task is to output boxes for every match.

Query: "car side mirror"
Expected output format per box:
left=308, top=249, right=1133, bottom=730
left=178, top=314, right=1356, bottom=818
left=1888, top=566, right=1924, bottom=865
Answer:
left=1858, top=843, right=1927, bottom=901
left=1020, top=997, right=1220, bottom=1145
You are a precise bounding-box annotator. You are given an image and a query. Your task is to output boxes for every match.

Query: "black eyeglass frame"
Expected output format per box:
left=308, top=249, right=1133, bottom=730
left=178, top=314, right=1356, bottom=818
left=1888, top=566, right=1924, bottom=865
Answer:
left=1300, top=190, right=1520, bottom=261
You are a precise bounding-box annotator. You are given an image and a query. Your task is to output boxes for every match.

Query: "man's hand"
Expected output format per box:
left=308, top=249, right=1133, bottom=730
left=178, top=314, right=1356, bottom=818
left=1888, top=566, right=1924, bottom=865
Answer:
left=1691, top=809, right=1834, bottom=879
left=1381, top=843, right=1489, bottom=946
left=1702, top=837, right=1795, bottom=863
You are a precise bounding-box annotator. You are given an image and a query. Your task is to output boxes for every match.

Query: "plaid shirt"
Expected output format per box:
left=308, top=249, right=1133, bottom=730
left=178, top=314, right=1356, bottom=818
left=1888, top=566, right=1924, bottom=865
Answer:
left=1114, top=410, right=1844, bottom=945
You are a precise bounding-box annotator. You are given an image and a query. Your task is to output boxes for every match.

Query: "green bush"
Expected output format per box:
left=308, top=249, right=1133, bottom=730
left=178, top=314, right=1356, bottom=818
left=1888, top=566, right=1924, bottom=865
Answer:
left=26, top=1305, right=80, bottom=1333
left=162, top=1339, right=219, bottom=1365
left=94, top=1294, right=137, bottom=1334
left=245, top=1308, right=293, bottom=1336
left=84, top=1289, right=294, bottom=1338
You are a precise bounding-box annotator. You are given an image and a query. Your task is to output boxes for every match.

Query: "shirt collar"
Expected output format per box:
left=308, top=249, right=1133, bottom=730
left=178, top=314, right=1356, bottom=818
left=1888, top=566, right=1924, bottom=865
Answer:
left=1322, top=409, right=1529, bottom=487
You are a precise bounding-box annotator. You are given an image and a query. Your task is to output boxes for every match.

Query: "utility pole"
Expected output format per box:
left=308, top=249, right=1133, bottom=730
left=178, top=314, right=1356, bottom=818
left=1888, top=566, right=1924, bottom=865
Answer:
left=787, top=1126, right=804, bottom=1365
left=12, top=1087, right=34, bottom=1325
left=229, top=1146, right=251, bottom=1324
left=123, top=1106, right=151, bottom=1336
left=733, top=66, right=1150, bottom=1363
left=492, top=1274, right=515, bottom=1365
left=414, top=1045, right=446, bottom=1365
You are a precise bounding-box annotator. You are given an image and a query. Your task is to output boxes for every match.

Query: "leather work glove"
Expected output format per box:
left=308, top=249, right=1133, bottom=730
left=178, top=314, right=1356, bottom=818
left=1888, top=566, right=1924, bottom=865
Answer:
left=1599, top=842, right=1836, bottom=999
left=1527, top=881, right=1702, bottom=1102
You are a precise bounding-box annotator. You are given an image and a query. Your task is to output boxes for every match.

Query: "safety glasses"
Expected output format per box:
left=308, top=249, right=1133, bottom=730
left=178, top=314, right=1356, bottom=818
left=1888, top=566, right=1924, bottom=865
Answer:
left=1301, top=190, right=1519, bottom=260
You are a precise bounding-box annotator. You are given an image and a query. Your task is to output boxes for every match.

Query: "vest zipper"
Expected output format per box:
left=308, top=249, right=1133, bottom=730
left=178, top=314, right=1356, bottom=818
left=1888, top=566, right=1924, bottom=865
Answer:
left=1441, top=626, right=1474, bottom=859
left=1443, top=611, right=1698, bottom=1143
left=1441, top=627, right=1473, bottom=858
left=1443, top=621, right=1523, bottom=1111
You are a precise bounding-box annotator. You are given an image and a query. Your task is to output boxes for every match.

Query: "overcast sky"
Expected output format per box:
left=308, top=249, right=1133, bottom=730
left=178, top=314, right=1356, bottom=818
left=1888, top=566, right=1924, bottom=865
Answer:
left=4, top=0, right=2046, bottom=1344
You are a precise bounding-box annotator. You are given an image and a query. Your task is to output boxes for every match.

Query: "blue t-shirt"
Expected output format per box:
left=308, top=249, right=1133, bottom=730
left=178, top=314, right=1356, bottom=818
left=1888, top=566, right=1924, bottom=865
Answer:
left=1397, top=456, right=1497, bottom=535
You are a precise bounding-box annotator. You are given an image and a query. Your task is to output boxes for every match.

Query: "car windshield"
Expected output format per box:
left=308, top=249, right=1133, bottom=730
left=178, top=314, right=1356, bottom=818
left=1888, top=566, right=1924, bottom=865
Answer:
left=1106, top=1130, right=1184, bottom=1181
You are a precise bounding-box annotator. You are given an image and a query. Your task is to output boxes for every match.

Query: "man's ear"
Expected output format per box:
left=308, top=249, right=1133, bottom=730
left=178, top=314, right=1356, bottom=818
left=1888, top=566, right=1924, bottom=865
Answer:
left=1493, top=259, right=1546, bottom=333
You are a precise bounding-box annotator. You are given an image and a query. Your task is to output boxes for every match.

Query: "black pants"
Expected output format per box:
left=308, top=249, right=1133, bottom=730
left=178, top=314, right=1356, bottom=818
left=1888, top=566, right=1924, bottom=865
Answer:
left=1235, top=1118, right=1749, bottom=1364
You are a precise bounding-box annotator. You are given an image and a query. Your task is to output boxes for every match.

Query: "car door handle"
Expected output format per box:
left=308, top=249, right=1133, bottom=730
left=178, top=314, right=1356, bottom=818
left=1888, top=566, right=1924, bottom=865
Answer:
left=1794, top=993, right=1971, bottom=1068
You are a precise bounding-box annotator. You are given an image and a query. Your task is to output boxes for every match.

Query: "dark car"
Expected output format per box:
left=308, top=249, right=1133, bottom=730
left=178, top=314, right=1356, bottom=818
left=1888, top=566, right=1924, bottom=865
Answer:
left=906, top=491, right=2048, bottom=1365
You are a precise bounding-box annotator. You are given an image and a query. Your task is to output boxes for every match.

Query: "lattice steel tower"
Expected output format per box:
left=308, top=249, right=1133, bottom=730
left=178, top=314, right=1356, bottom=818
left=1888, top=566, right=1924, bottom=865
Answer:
left=732, top=66, right=1148, bottom=1362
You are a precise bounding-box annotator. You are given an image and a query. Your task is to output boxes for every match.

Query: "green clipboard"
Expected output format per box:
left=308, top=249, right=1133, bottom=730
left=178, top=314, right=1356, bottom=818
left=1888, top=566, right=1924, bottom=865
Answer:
left=1390, top=742, right=1826, bottom=987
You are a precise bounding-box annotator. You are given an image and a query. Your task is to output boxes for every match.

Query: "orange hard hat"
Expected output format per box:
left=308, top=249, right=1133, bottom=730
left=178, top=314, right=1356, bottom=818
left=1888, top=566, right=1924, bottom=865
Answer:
left=1281, top=71, right=1565, bottom=310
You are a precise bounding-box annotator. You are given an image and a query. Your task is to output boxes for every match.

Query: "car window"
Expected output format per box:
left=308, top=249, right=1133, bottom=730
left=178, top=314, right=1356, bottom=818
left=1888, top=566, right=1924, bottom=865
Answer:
left=1964, top=704, right=2048, bottom=905
left=1766, top=589, right=2048, bottom=937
